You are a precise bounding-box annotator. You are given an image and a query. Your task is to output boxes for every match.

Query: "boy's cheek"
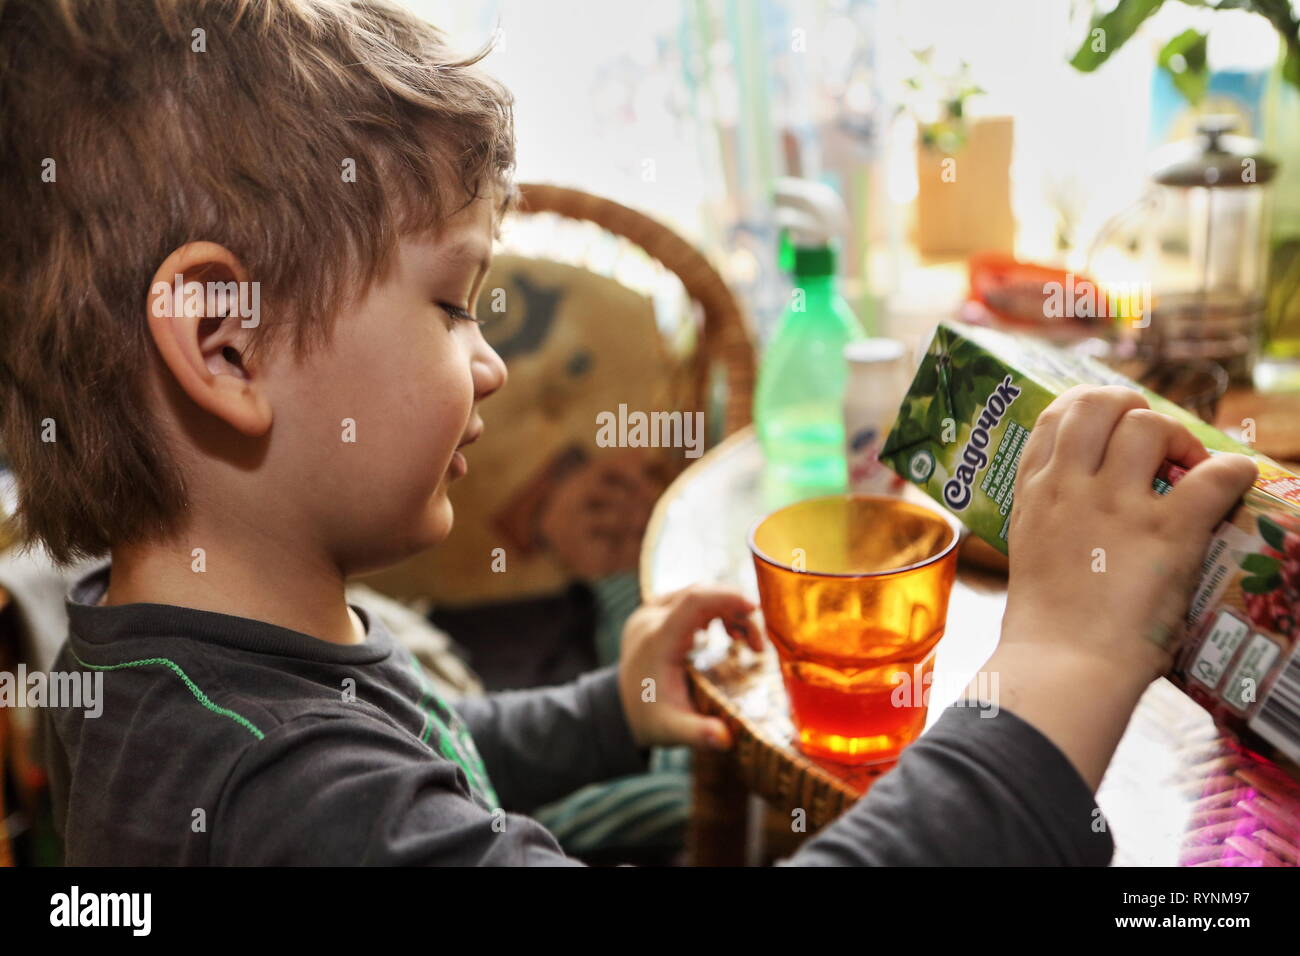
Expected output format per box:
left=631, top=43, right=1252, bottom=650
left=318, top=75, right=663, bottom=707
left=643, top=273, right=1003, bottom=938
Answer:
left=283, top=348, right=471, bottom=515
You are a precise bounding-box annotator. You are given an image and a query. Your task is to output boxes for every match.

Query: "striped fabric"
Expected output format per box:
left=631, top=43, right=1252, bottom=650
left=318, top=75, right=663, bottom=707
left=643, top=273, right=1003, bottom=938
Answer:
left=532, top=572, right=694, bottom=863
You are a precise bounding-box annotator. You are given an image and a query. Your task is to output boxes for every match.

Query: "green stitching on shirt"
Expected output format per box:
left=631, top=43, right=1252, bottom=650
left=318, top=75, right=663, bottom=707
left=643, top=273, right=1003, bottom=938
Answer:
left=70, top=651, right=265, bottom=741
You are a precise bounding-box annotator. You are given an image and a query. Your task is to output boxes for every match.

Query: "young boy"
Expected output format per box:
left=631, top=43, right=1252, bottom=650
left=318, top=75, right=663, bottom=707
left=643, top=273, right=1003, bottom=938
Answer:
left=2, top=0, right=1256, bottom=865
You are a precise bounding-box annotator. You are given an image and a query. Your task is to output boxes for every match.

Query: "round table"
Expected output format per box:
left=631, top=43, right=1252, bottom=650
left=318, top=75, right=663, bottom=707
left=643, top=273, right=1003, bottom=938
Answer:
left=641, top=427, right=1299, bottom=867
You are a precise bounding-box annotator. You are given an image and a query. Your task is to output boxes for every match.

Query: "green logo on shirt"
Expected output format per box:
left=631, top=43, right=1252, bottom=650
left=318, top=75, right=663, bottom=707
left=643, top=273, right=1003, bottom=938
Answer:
left=407, top=654, right=499, bottom=809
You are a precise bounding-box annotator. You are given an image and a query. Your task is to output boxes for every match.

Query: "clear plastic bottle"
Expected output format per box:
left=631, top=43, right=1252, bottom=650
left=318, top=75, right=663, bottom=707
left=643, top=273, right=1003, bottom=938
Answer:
left=755, top=239, right=866, bottom=492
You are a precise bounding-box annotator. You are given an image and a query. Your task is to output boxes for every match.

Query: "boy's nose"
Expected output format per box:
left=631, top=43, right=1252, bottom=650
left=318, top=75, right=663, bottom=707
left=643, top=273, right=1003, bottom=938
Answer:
left=473, top=336, right=508, bottom=400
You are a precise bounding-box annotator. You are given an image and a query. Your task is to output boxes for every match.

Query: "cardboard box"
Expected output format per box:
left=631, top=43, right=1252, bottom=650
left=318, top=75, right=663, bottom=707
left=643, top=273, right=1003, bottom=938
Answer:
left=914, top=117, right=1015, bottom=257
left=881, top=320, right=1300, bottom=768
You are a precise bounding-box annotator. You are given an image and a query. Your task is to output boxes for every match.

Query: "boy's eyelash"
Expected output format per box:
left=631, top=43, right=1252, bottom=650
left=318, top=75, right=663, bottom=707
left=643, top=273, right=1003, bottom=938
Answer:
left=439, top=303, right=482, bottom=325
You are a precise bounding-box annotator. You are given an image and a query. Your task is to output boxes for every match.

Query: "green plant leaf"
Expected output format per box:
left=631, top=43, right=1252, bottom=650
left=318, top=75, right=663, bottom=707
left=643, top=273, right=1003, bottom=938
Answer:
left=1284, top=46, right=1300, bottom=89
left=1185, top=0, right=1300, bottom=93
left=1260, top=514, right=1287, bottom=551
left=1070, top=0, right=1166, bottom=73
left=1071, top=0, right=1300, bottom=95
left=1241, top=553, right=1282, bottom=576
left=1157, top=29, right=1209, bottom=104
left=1225, top=0, right=1300, bottom=78
left=913, top=360, right=939, bottom=397
left=1241, top=573, right=1282, bottom=594
left=925, top=391, right=949, bottom=439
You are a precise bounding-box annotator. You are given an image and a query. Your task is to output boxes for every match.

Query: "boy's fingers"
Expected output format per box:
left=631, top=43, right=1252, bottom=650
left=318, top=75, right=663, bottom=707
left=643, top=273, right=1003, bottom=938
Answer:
left=668, top=586, right=754, bottom=620
left=1019, top=384, right=1117, bottom=481
left=724, top=610, right=766, bottom=653
left=648, top=585, right=696, bottom=607
left=1017, top=398, right=1065, bottom=482
left=1052, top=386, right=1150, bottom=474
left=1168, top=453, right=1258, bottom=533
left=641, top=589, right=763, bottom=675
left=660, top=710, right=731, bottom=750
left=665, top=587, right=757, bottom=642
left=1099, top=408, right=1210, bottom=490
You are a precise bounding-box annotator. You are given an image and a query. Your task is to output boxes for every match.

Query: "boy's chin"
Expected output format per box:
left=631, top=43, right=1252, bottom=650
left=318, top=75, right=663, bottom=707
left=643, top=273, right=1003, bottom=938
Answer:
left=344, top=491, right=454, bottom=577
left=405, top=489, right=455, bottom=551
left=424, top=493, right=455, bottom=543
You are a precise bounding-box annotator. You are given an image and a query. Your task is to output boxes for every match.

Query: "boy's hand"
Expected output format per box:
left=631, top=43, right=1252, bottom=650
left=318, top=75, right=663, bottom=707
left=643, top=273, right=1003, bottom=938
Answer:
left=618, top=586, right=762, bottom=750
left=1003, top=385, right=1257, bottom=680
left=987, top=385, right=1257, bottom=789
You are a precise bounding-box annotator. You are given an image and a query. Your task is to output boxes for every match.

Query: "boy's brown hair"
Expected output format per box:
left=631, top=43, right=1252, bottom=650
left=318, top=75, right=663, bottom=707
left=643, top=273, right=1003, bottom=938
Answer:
left=0, top=0, right=516, bottom=564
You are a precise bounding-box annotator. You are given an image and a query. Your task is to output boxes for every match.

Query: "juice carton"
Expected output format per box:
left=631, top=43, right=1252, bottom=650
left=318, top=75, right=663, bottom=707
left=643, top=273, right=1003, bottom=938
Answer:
left=880, top=320, right=1300, bottom=769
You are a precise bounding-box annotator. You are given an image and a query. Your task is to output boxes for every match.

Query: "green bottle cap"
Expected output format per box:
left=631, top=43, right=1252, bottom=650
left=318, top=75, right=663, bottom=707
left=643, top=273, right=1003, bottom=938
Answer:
left=791, top=243, right=837, bottom=277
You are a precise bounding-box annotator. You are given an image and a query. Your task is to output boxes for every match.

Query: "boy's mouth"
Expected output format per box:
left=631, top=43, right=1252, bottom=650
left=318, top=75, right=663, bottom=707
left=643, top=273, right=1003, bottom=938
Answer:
left=449, top=450, right=469, bottom=480
left=449, top=422, right=484, bottom=480
left=458, top=423, right=484, bottom=449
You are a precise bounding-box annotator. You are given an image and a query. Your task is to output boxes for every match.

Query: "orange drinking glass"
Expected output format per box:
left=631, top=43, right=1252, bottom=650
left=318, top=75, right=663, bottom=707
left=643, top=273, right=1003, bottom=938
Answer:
left=749, top=495, right=960, bottom=765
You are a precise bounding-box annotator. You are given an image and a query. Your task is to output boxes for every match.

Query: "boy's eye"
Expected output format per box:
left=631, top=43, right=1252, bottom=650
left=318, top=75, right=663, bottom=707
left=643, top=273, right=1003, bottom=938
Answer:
left=439, top=303, right=482, bottom=325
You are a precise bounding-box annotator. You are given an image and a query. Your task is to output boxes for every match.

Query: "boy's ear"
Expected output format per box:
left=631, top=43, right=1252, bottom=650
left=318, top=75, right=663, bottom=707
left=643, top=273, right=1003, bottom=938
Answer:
left=145, top=242, right=272, bottom=437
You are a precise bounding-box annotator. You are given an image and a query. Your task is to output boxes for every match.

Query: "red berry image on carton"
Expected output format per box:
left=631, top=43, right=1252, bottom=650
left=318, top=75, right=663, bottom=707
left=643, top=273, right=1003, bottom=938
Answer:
left=1168, top=462, right=1300, bottom=763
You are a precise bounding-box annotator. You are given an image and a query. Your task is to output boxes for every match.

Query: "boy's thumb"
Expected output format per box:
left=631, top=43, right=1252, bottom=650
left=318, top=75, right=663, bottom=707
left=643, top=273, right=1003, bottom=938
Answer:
left=1171, top=451, right=1258, bottom=531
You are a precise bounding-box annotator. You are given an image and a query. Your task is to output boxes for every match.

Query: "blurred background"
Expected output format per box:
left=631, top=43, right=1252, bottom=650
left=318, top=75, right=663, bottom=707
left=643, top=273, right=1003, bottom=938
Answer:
left=362, top=0, right=1300, bottom=679
left=416, top=0, right=1300, bottom=358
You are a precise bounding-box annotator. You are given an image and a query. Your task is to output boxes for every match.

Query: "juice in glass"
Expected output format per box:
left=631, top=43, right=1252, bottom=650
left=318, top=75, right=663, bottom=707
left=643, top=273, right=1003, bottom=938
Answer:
left=749, top=495, right=959, bottom=764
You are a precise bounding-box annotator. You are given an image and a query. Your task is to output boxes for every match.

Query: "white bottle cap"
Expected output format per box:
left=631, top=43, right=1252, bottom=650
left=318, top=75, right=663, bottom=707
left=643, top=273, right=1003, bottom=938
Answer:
left=844, top=338, right=907, bottom=365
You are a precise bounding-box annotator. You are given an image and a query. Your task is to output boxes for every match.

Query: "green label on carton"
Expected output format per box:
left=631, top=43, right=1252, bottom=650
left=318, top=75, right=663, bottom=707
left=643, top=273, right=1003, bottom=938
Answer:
left=879, top=321, right=1253, bottom=554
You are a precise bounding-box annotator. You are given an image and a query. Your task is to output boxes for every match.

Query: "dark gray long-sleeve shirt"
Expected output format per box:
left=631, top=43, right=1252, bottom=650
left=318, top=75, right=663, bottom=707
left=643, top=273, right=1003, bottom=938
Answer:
left=43, top=565, right=1113, bottom=865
